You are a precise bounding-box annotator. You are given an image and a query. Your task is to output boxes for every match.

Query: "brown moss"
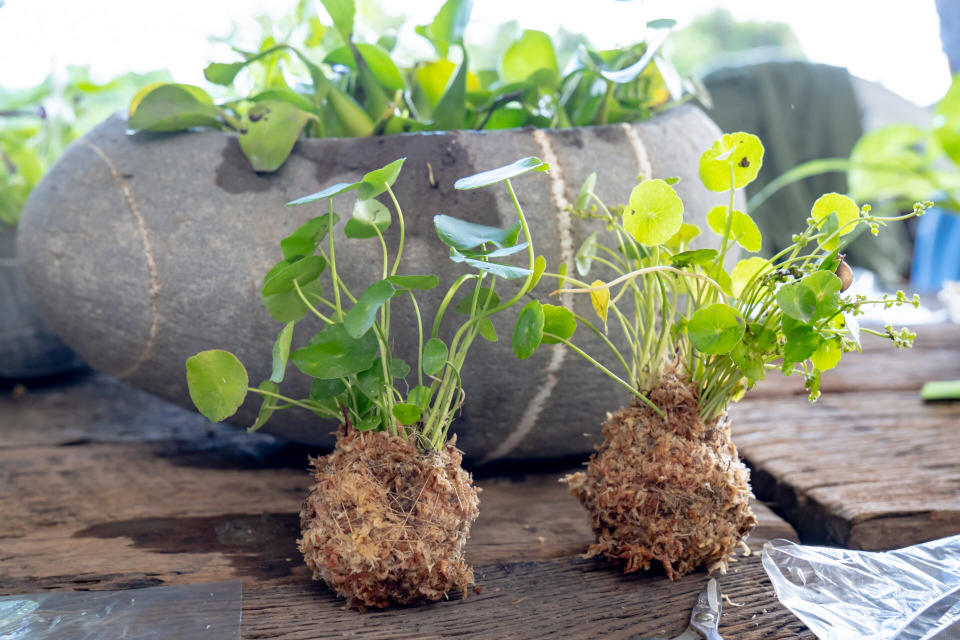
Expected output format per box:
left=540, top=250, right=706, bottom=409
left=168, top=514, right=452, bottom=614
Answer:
left=564, top=368, right=756, bottom=579
left=298, top=428, right=480, bottom=609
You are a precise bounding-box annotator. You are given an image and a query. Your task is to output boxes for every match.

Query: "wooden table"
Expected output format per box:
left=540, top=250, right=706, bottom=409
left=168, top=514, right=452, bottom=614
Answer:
left=3, top=323, right=959, bottom=638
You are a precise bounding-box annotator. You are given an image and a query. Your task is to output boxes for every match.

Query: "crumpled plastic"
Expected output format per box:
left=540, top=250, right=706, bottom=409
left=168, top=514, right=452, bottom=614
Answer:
left=0, top=580, right=241, bottom=639
left=762, top=535, right=960, bottom=640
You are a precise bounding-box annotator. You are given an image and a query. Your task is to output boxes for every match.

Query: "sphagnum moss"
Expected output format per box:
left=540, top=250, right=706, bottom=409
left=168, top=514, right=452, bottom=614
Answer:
left=516, top=132, right=927, bottom=579
left=186, top=156, right=551, bottom=608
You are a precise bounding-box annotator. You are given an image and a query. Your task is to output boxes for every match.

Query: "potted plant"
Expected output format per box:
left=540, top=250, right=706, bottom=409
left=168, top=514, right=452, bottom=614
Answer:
left=185, top=156, right=550, bottom=607
left=16, top=0, right=736, bottom=462
left=515, top=131, right=926, bottom=577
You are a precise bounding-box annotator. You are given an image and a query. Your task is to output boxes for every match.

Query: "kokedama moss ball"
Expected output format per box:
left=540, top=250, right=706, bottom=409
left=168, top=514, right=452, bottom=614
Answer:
left=565, top=369, right=756, bottom=579
left=299, top=428, right=480, bottom=609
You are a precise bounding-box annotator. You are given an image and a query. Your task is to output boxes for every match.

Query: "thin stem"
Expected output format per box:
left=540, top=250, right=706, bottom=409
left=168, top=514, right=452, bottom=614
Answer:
left=293, top=280, right=334, bottom=324
left=327, top=199, right=343, bottom=320
left=553, top=266, right=725, bottom=297
left=408, top=290, right=425, bottom=387
left=385, top=184, right=405, bottom=276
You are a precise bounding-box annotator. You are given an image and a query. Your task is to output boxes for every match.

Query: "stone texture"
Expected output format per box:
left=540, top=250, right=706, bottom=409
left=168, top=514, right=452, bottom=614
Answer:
left=17, top=105, right=738, bottom=463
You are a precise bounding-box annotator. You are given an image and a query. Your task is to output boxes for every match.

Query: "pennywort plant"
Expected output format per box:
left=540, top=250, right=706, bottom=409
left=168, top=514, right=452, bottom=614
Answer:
left=185, top=156, right=548, bottom=451
left=513, top=132, right=927, bottom=421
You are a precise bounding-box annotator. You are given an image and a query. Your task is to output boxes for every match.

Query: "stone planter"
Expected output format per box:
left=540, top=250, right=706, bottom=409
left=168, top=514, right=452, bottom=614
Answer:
left=0, top=224, right=85, bottom=380
left=17, top=105, right=736, bottom=464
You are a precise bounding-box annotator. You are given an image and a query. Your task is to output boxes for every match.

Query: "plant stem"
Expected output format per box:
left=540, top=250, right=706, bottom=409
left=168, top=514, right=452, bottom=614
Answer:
left=385, top=184, right=405, bottom=276
left=293, top=280, right=334, bottom=324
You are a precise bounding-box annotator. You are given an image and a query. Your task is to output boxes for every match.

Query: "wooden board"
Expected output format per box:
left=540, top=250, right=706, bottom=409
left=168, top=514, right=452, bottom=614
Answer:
left=0, top=373, right=808, bottom=638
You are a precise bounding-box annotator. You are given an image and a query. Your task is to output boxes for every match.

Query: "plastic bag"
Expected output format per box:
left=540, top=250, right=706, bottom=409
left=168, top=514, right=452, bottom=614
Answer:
left=762, top=536, right=960, bottom=640
left=0, top=580, right=241, bottom=639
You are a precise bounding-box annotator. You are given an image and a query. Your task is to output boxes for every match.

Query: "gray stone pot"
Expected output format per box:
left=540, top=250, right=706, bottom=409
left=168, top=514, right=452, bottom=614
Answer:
left=0, top=224, right=85, bottom=380
left=18, top=105, right=735, bottom=464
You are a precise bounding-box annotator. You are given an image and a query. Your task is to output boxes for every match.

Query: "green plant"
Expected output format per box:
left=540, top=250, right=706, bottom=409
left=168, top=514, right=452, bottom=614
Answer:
left=128, top=0, right=688, bottom=172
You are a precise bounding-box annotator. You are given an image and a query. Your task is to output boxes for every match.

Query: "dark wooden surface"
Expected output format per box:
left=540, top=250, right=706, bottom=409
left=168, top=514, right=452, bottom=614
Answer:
left=0, top=371, right=809, bottom=639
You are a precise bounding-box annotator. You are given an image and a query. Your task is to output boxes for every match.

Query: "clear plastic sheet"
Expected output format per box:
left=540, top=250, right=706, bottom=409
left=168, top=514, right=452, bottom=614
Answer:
left=762, top=536, right=960, bottom=640
left=0, top=580, right=242, bottom=639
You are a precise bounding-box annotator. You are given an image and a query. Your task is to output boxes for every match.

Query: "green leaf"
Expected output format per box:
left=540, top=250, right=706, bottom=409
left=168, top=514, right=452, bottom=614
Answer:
left=324, top=43, right=405, bottom=93
left=575, top=231, right=598, bottom=276
left=730, top=257, right=771, bottom=298
left=249, top=380, right=279, bottom=432
left=811, top=193, right=859, bottom=251
left=327, top=86, right=375, bottom=136
left=310, top=378, right=346, bottom=401
left=345, top=198, right=391, bottom=238
left=433, top=51, right=469, bottom=131
left=434, top=215, right=521, bottom=250
left=477, top=317, right=498, bottom=341
left=270, top=322, right=295, bottom=383
left=414, top=60, right=460, bottom=108
left=292, top=323, right=379, bottom=379
left=387, top=274, right=439, bottom=290
left=456, top=242, right=528, bottom=260
left=576, top=173, right=597, bottom=209
left=776, top=271, right=842, bottom=324
left=392, top=403, right=422, bottom=425
left=450, top=253, right=532, bottom=279
left=320, top=0, right=355, bottom=41
left=202, top=46, right=294, bottom=86
left=423, top=338, right=448, bottom=376
left=286, top=182, right=359, bottom=206
left=531, top=255, right=547, bottom=289
left=417, top=0, right=473, bottom=56
left=185, top=350, right=249, bottom=422
left=261, top=256, right=327, bottom=322
left=344, top=279, right=396, bottom=338
left=128, top=84, right=221, bottom=132
left=355, top=415, right=382, bottom=431
left=454, top=286, right=500, bottom=313
left=811, top=338, right=842, bottom=371
left=454, top=157, right=548, bottom=190
left=250, top=89, right=316, bottom=114
left=730, top=344, right=765, bottom=382
left=698, top=132, right=764, bottom=192
left=935, top=73, right=960, bottom=165
left=666, top=223, right=701, bottom=250
left=671, top=249, right=717, bottom=267
left=541, top=304, right=576, bottom=344
left=238, top=100, right=315, bottom=172
left=358, top=158, right=406, bottom=200
left=500, top=30, right=559, bottom=88
left=782, top=317, right=820, bottom=363
left=408, top=385, right=433, bottom=409
left=589, top=280, right=610, bottom=327
left=512, top=300, right=544, bottom=359
left=706, top=206, right=762, bottom=252
left=623, top=179, right=684, bottom=246
left=687, top=303, right=744, bottom=355
left=281, top=213, right=340, bottom=259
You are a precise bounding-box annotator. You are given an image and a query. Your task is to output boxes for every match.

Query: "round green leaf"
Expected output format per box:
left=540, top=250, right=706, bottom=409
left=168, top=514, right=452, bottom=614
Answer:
left=500, top=30, right=559, bottom=88
left=670, top=249, right=717, bottom=268
left=730, top=257, right=772, bottom=298
left=423, top=338, right=449, bottom=376
left=280, top=213, right=340, bottom=259
left=541, top=304, right=576, bottom=344
left=291, top=323, right=379, bottom=379
left=392, top=403, right=422, bottom=425
left=811, top=338, right=842, bottom=371
left=345, top=198, right=391, bottom=238
left=512, top=300, right=544, bottom=360
left=310, top=378, right=347, bottom=401
left=185, top=350, right=249, bottom=422
left=623, top=179, right=684, bottom=246
left=776, top=271, right=842, bottom=324
left=687, top=303, right=745, bottom=355
left=698, top=132, right=764, bottom=192
left=706, top=206, right=762, bottom=252
left=128, top=84, right=221, bottom=132
left=811, top=193, right=859, bottom=251
left=666, top=223, right=701, bottom=250
left=344, top=279, right=396, bottom=338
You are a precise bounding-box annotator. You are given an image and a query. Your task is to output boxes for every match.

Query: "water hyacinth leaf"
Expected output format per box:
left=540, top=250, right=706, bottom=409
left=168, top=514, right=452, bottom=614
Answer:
left=500, top=30, right=559, bottom=88
left=249, top=89, right=316, bottom=113
left=238, top=100, right=315, bottom=172
left=699, top=132, right=764, bottom=192
left=811, top=338, right=843, bottom=371
left=392, top=403, right=422, bottom=425
left=250, top=380, right=279, bottom=431
left=730, top=256, right=772, bottom=298
left=666, top=222, right=701, bottom=250
left=185, top=350, right=249, bottom=422
left=324, top=43, right=405, bottom=93
left=408, top=385, right=432, bottom=409
left=270, top=322, right=295, bottom=383
left=434, top=214, right=521, bottom=250
left=454, top=286, right=499, bottom=313
left=706, top=206, right=762, bottom=252
left=128, top=84, right=222, bottom=132
left=454, top=156, right=548, bottom=190
left=477, top=317, right=498, bottom=341
left=310, top=378, right=346, bottom=401
left=687, top=303, right=744, bottom=355
left=541, top=304, right=576, bottom=344
left=671, top=249, right=717, bottom=268
left=811, top=193, right=859, bottom=251
left=387, top=274, right=439, bottom=290
left=623, top=179, right=684, bottom=246
left=320, top=0, right=355, bottom=41
left=280, top=213, right=340, bottom=259
left=286, top=182, right=359, bottom=206
left=358, top=157, right=406, bottom=200
left=576, top=173, right=597, bottom=209
left=575, top=231, right=598, bottom=276
left=344, top=279, right=397, bottom=338
left=589, top=280, right=610, bottom=327
left=512, top=300, right=544, bottom=359
left=777, top=271, right=842, bottom=324
left=327, top=87, right=376, bottom=136
left=345, top=198, right=391, bottom=238
left=422, top=338, right=448, bottom=376
left=291, top=323, right=378, bottom=379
